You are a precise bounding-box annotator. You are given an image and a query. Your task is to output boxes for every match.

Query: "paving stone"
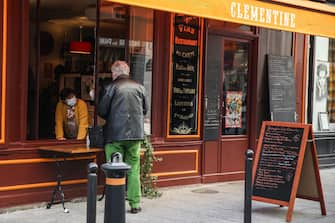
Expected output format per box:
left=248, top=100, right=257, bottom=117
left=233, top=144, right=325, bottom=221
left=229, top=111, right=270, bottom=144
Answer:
left=0, top=168, right=335, bottom=223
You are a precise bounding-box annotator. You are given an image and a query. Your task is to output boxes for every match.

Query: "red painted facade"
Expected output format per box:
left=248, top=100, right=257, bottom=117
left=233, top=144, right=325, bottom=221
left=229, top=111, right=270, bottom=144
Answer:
left=0, top=2, right=308, bottom=209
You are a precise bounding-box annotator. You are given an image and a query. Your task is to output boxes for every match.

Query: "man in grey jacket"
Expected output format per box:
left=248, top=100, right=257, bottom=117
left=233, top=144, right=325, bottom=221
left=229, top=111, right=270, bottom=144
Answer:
left=98, top=60, right=148, bottom=214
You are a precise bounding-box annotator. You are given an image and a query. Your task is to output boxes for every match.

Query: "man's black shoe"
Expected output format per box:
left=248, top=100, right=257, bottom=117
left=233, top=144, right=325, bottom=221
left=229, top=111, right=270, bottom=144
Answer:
left=130, top=207, right=142, bottom=214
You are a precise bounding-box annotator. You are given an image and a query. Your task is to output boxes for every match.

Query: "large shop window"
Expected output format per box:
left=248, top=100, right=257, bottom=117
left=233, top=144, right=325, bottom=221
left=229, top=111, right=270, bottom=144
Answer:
left=311, top=37, right=335, bottom=132
left=28, top=1, right=153, bottom=140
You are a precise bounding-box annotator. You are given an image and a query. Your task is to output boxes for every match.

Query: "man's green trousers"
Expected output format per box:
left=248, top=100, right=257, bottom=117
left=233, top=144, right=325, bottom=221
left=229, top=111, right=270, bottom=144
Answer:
left=105, top=140, right=141, bottom=209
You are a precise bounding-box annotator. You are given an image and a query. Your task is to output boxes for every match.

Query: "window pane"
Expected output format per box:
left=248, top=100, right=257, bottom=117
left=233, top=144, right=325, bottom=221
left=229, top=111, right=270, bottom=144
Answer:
left=98, top=2, right=153, bottom=134
left=222, top=41, right=249, bottom=135
left=28, top=0, right=96, bottom=139
left=327, top=38, right=335, bottom=123
left=28, top=1, right=153, bottom=139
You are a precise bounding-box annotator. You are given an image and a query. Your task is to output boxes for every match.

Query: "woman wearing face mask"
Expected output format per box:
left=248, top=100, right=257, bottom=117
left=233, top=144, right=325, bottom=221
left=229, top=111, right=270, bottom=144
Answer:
left=55, top=88, right=89, bottom=140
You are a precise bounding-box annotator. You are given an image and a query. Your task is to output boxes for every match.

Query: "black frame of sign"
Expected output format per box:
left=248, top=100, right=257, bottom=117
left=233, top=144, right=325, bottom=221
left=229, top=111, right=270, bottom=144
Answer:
left=166, top=14, right=203, bottom=138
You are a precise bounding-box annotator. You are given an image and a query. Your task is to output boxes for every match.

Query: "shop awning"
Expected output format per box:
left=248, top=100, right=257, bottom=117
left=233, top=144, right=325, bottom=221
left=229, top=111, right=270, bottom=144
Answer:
left=107, top=0, right=335, bottom=38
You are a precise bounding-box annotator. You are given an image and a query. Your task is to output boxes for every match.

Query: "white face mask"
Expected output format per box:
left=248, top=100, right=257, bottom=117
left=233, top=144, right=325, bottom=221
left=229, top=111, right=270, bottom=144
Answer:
left=66, top=97, right=77, bottom=107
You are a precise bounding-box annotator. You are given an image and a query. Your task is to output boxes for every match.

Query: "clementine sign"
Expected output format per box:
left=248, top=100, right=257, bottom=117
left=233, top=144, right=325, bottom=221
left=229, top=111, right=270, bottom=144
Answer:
left=230, top=2, right=296, bottom=29
left=107, top=0, right=335, bottom=38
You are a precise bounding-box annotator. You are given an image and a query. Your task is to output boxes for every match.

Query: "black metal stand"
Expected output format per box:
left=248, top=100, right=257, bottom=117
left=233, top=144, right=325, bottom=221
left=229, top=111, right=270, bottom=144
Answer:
left=46, top=157, right=69, bottom=213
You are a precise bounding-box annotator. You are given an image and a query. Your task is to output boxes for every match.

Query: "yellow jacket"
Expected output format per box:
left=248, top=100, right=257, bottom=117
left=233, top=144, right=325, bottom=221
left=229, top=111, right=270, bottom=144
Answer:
left=55, top=98, right=88, bottom=140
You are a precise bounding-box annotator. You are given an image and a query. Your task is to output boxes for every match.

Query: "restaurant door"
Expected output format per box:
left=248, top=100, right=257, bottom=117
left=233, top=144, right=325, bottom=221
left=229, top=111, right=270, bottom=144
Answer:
left=203, top=32, right=253, bottom=182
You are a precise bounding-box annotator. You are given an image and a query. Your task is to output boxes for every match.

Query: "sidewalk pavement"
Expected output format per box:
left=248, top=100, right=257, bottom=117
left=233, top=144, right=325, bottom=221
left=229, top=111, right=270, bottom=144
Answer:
left=1, top=168, right=335, bottom=223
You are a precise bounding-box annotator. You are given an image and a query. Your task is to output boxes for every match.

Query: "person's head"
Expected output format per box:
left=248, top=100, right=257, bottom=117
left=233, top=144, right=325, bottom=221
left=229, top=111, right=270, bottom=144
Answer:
left=60, top=88, right=77, bottom=107
left=110, top=60, right=130, bottom=80
left=317, top=63, right=328, bottom=78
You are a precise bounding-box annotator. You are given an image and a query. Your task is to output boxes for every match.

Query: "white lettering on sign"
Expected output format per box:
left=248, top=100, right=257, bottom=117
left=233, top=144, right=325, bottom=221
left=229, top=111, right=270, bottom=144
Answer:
left=251, top=6, right=258, bottom=21
left=230, top=2, right=296, bottom=29
left=244, top=4, right=250, bottom=20
left=265, top=9, right=272, bottom=24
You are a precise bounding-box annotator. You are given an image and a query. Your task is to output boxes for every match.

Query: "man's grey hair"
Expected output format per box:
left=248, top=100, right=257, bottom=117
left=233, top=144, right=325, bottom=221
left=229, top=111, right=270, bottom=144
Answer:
left=111, top=60, right=130, bottom=77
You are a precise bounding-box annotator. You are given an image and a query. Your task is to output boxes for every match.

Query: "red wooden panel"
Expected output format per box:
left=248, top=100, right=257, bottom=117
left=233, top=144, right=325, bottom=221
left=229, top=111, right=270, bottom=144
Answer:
left=152, top=150, right=198, bottom=174
left=220, top=138, right=248, bottom=173
left=0, top=160, right=89, bottom=187
left=203, top=141, right=219, bottom=174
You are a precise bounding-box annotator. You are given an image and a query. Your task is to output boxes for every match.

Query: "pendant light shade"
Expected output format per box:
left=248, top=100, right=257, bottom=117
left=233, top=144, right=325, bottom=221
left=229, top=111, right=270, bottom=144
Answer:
left=69, top=41, right=92, bottom=54
left=69, top=25, right=92, bottom=54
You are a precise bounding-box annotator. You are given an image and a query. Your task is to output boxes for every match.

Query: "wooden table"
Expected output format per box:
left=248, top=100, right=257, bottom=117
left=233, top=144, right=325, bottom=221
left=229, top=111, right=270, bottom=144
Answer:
left=39, top=145, right=103, bottom=213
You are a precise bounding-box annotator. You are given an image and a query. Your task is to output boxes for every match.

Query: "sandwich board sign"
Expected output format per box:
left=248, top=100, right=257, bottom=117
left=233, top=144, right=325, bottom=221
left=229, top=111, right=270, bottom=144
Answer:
left=252, top=121, right=326, bottom=222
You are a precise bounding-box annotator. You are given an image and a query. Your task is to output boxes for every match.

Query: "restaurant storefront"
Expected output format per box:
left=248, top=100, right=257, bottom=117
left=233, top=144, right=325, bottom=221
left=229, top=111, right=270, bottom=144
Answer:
left=0, top=0, right=335, bottom=208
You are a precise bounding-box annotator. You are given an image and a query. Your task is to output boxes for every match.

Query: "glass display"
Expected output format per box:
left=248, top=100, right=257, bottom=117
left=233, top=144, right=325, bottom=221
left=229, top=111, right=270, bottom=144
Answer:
left=28, top=1, right=153, bottom=139
left=311, top=37, right=335, bottom=132
left=222, top=40, right=249, bottom=135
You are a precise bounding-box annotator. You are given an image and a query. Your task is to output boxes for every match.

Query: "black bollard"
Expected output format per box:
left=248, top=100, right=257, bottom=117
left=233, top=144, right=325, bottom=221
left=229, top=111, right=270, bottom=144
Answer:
left=244, top=149, right=254, bottom=223
left=87, top=162, right=98, bottom=223
left=101, top=152, right=130, bottom=223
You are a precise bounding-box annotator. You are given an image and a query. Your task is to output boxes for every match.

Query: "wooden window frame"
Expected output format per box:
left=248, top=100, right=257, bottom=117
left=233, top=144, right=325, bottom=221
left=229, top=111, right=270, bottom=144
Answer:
left=0, top=0, right=7, bottom=144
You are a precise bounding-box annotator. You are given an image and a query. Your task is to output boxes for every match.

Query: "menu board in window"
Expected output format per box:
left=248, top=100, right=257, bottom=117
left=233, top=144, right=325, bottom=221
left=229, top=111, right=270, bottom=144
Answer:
left=268, top=55, right=296, bottom=122
left=252, top=121, right=326, bottom=222
left=167, top=14, right=202, bottom=137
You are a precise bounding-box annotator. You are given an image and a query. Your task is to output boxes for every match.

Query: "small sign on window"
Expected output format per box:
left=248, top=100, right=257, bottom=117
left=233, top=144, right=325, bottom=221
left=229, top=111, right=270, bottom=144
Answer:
left=319, top=112, right=330, bottom=131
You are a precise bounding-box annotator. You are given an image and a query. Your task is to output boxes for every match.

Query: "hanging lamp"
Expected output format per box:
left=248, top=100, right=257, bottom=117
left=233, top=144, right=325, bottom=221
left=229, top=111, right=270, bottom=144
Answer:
left=69, top=25, right=92, bottom=54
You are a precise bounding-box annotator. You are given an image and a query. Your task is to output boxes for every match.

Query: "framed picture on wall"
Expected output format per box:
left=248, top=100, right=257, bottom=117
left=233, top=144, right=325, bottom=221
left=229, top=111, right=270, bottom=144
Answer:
left=81, top=75, right=94, bottom=101
left=315, top=61, right=329, bottom=99
left=319, top=112, right=330, bottom=131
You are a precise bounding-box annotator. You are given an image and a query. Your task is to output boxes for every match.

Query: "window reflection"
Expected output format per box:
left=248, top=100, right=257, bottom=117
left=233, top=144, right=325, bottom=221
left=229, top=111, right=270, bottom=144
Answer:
left=28, top=1, right=153, bottom=139
left=327, top=39, right=335, bottom=123
left=28, top=0, right=96, bottom=139
left=222, top=41, right=249, bottom=135
left=98, top=3, right=153, bottom=134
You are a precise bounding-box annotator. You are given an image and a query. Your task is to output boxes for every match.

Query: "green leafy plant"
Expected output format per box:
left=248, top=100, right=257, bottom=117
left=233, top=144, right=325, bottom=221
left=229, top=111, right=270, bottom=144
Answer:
left=140, top=135, right=162, bottom=198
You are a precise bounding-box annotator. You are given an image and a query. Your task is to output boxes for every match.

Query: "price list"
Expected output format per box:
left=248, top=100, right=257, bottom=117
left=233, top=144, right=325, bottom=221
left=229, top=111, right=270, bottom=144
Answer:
left=253, top=125, right=304, bottom=202
left=268, top=55, right=296, bottom=122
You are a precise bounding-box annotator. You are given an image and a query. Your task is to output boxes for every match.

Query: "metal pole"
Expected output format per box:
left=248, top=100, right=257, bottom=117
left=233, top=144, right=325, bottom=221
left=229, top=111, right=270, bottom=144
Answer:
left=87, top=162, right=98, bottom=223
left=102, top=153, right=130, bottom=223
left=244, top=149, right=254, bottom=223
left=104, top=176, right=127, bottom=223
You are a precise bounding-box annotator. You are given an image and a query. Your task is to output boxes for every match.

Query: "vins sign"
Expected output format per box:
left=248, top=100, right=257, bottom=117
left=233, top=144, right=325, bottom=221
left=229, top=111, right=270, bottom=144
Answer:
left=168, top=14, right=202, bottom=136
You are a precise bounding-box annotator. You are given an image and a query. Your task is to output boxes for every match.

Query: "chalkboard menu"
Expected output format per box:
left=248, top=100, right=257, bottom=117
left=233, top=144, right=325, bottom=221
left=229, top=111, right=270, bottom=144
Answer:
left=253, top=124, right=304, bottom=202
left=168, top=15, right=201, bottom=135
left=268, top=55, right=296, bottom=122
left=252, top=121, right=327, bottom=222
